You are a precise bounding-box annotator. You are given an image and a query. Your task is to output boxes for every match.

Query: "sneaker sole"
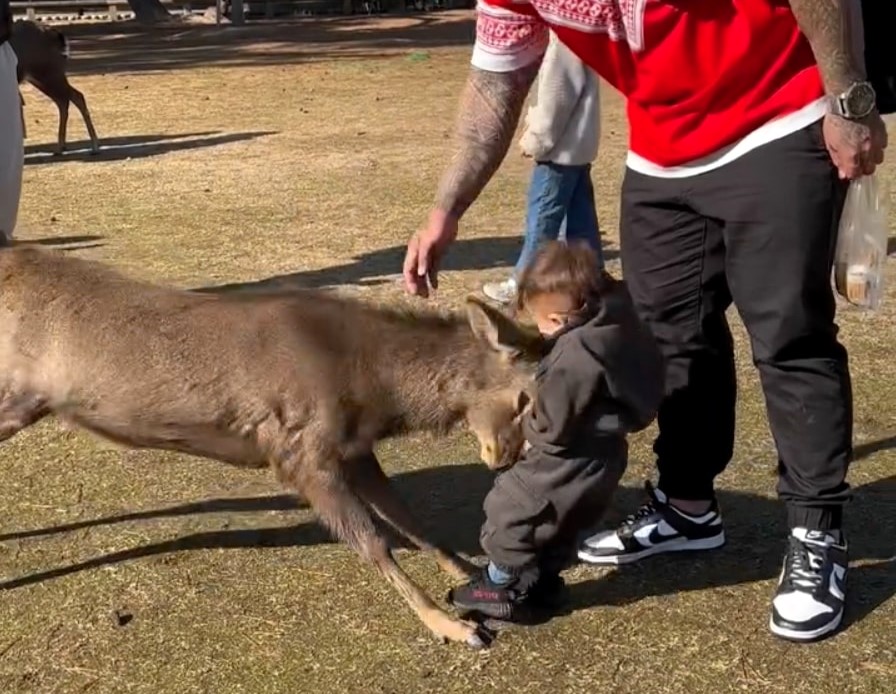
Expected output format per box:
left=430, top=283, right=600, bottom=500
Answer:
left=577, top=533, right=726, bottom=566
left=768, top=608, right=844, bottom=643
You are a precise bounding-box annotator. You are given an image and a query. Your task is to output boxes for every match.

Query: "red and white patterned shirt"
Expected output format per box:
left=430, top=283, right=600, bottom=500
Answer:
left=471, top=0, right=828, bottom=176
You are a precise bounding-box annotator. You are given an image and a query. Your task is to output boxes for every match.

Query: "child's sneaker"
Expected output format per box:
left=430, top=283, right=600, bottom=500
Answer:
left=527, top=572, right=568, bottom=610
left=448, top=568, right=554, bottom=622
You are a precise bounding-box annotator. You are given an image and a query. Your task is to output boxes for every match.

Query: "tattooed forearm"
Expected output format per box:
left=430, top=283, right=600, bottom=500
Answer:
left=789, top=0, right=865, bottom=95
left=434, top=62, right=541, bottom=219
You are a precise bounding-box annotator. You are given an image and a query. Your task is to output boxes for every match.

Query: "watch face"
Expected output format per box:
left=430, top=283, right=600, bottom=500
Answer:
left=847, top=83, right=876, bottom=117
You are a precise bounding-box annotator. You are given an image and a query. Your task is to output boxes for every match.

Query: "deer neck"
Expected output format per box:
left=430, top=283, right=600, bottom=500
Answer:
left=392, top=332, right=490, bottom=436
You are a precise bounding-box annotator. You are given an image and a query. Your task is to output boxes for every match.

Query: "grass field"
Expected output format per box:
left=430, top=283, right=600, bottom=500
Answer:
left=1, top=12, right=894, bottom=694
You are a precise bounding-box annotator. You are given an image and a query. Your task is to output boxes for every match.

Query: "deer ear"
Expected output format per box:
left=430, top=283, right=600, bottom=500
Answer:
left=465, top=295, right=537, bottom=358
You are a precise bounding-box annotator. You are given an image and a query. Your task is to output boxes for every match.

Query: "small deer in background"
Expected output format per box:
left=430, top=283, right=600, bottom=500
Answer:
left=10, top=20, right=99, bottom=155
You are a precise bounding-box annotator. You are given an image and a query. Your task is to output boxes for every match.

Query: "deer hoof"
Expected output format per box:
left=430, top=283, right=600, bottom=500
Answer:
left=465, top=624, right=495, bottom=650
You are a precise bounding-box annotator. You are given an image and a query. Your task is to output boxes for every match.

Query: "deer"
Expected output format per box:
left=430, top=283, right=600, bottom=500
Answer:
left=10, top=20, right=99, bottom=155
left=0, top=245, right=544, bottom=649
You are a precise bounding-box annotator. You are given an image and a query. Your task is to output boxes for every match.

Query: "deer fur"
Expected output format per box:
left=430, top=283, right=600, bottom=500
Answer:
left=0, top=245, right=542, bottom=648
left=10, top=20, right=99, bottom=155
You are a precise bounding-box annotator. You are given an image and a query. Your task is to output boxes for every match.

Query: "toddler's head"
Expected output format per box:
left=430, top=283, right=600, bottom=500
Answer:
left=516, top=241, right=606, bottom=337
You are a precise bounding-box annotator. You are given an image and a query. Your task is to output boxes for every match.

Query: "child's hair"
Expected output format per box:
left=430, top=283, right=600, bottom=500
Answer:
left=516, top=241, right=607, bottom=311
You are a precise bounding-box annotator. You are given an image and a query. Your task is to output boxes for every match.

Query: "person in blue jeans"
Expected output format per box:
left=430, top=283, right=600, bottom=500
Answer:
left=482, top=30, right=603, bottom=305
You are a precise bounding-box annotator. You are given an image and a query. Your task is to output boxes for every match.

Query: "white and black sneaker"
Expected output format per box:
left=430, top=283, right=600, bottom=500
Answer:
left=577, top=482, right=725, bottom=565
left=769, top=528, right=848, bottom=642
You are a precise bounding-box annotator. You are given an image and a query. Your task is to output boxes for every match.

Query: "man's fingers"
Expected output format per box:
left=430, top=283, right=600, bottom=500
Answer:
left=428, top=265, right=439, bottom=291
left=403, top=234, right=424, bottom=295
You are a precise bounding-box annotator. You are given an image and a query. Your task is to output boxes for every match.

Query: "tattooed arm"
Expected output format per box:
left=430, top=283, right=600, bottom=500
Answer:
left=788, top=0, right=887, bottom=178
left=434, top=63, right=542, bottom=219
left=402, top=0, right=549, bottom=296
left=788, top=0, right=865, bottom=93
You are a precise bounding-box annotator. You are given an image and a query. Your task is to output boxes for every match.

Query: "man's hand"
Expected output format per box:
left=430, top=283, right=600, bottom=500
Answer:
left=403, top=63, right=541, bottom=297
left=788, top=0, right=888, bottom=178
left=403, top=209, right=458, bottom=298
left=823, top=111, right=889, bottom=179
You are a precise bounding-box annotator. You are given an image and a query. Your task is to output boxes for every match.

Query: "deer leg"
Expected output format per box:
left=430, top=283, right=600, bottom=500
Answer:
left=293, top=461, right=492, bottom=648
left=68, top=86, right=99, bottom=154
left=347, top=452, right=478, bottom=581
left=0, top=392, right=50, bottom=443
left=53, top=97, right=69, bottom=156
left=19, top=91, right=27, bottom=140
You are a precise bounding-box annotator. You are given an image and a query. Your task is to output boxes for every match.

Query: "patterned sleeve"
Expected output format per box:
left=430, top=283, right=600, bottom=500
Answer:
left=471, top=0, right=549, bottom=73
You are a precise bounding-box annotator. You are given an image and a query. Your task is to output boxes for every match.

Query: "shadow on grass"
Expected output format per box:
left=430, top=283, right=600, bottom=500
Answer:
left=194, top=237, right=620, bottom=292
left=1, top=465, right=892, bottom=634
left=61, top=13, right=478, bottom=77
left=854, top=434, right=896, bottom=461
left=24, top=131, right=277, bottom=165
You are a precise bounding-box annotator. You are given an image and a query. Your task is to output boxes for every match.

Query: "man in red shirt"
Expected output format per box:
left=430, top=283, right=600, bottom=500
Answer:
left=403, top=1, right=887, bottom=642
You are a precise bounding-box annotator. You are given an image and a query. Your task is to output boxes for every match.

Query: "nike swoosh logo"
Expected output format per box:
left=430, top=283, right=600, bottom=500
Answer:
left=632, top=520, right=680, bottom=547
left=829, top=563, right=847, bottom=601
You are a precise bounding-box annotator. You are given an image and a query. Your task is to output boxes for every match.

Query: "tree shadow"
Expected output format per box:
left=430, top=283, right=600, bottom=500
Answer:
left=1, top=465, right=892, bottom=634
left=23, top=131, right=277, bottom=165
left=61, top=12, right=478, bottom=77
left=854, top=434, right=896, bottom=461
left=194, top=237, right=619, bottom=293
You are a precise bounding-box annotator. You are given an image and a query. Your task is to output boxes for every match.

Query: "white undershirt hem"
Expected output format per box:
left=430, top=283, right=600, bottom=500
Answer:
left=625, top=97, right=829, bottom=179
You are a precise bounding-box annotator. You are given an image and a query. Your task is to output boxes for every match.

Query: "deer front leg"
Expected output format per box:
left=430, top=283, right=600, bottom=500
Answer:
left=0, top=392, right=50, bottom=443
left=290, top=459, right=492, bottom=648
left=347, top=452, right=478, bottom=581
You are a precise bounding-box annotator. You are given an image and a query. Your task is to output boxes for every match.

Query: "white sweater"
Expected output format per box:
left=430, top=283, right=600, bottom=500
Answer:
left=519, top=33, right=601, bottom=166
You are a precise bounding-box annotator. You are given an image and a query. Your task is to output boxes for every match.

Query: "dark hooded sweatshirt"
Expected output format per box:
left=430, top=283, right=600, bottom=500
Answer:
left=480, top=277, right=665, bottom=575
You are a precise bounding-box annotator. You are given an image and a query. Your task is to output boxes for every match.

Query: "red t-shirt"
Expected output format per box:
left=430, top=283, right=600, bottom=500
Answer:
left=472, top=0, right=826, bottom=169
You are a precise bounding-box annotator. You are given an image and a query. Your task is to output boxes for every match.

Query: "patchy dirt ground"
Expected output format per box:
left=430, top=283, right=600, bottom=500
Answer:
left=2, top=12, right=894, bottom=694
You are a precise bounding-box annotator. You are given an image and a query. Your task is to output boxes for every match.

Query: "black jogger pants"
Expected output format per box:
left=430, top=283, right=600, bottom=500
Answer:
left=620, top=120, right=852, bottom=531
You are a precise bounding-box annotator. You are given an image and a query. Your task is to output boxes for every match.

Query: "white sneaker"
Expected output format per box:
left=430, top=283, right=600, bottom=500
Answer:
left=578, top=483, right=725, bottom=565
left=769, top=527, right=848, bottom=642
left=482, top=278, right=518, bottom=305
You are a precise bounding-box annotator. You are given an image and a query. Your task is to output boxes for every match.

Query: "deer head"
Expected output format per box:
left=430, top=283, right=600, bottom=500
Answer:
left=463, top=296, right=542, bottom=471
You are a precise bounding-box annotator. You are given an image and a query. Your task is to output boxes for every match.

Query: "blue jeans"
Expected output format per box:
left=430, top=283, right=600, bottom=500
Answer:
left=514, top=161, right=603, bottom=277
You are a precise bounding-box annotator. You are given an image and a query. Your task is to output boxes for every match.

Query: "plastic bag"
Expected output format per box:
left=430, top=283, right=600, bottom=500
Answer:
left=833, top=174, right=889, bottom=311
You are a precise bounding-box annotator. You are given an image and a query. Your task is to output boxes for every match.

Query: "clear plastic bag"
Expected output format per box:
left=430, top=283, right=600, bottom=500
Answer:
left=833, top=173, right=890, bottom=311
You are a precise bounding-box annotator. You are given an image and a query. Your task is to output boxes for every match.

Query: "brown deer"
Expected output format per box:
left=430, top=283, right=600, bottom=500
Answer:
left=0, top=245, right=543, bottom=648
left=10, top=20, right=99, bottom=155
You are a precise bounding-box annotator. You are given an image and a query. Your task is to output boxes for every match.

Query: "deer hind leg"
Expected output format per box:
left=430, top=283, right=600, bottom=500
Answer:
left=54, top=97, right=70, bottom=155
left=294, top=460, right=492, bottom=648
left=347, top=452, right=478, bottom=581
left=0, top=392, right=50, bottom=443
left=68, top=86, right=99, bottom=154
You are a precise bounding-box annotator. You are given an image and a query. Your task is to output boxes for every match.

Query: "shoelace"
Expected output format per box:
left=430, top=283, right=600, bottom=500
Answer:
left=620, top=500, right=658, bottom=528
left=620, top=482, right=662, bottom=528
left=787, top=538, right=827, bottom=590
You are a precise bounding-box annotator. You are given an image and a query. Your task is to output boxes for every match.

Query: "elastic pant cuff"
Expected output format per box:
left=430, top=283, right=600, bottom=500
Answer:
left=786, top=505, right=843, bottom=531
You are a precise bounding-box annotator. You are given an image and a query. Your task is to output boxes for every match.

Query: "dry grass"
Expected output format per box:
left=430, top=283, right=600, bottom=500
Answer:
left=1, top=12, right=894, bottom=694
